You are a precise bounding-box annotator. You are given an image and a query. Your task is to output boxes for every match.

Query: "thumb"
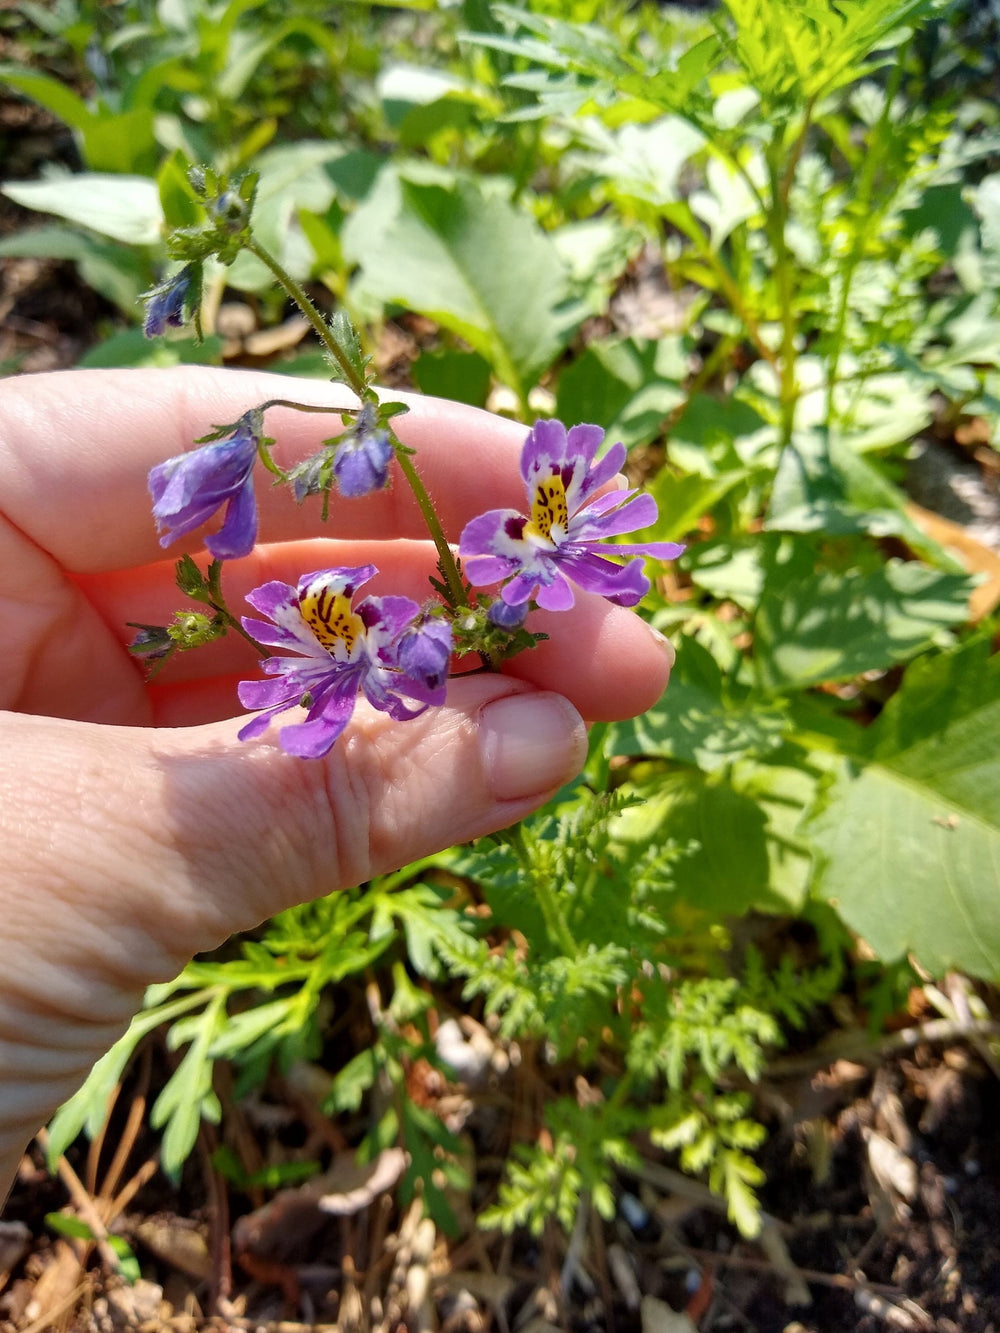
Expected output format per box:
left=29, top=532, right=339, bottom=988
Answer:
left=159, top=675, right=587, bottom=951
left=2, top=678, right=585, bottom=1008
left=0, top=679, right=585, bottom=1176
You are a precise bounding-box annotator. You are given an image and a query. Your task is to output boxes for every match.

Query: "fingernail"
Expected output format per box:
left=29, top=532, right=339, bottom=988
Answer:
left=480, top=692, right=587, bottom=801
left=646, top=621, right=676, bottom=669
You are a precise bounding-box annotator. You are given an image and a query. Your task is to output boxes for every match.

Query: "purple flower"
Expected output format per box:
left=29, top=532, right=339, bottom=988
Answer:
left=143, top=265, right=196, bottom=338
left=332, top=403, right=393, bottom=498
left=459, top=419, right=686, bottom=611
left=237, top=565, right=452, bottom=758
left=148, top=414, right=259, bottom=560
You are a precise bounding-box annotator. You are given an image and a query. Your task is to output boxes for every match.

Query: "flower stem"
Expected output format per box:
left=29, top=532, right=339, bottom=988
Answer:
left=243, top=237, right=367, bottom=398
left=242, top=238, right=484, bottom=654
left=392, top=440, right=469, bottom=612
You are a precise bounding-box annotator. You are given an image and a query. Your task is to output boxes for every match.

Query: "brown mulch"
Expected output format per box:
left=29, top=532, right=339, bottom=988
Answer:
left=2, top=1018, right=999, bottom=1333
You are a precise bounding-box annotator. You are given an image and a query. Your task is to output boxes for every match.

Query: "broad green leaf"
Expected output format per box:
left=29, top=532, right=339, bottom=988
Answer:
left=811, top=640, right=1000, bottom=978
left=0, top=65, right=93, bottom=133
left=1, top=174, right=163, bottom=245
left=607, top=638, right=788, bottom=772
left=225, top=142, right=353, bottom=291
left=754, top=556, right=974, bottom=692
left=641, top=468, right=749, bottom=545
left=686, top=536, right=767, bottom=610
left=765, top=427, right=957, bottom=564
left=595, top=117, right=706, bottom=207
left=413, top=347, right=492, bottom=406
left=343, top=170, right=575, bottom=400
left=618, top=768, right=806, bottom=914
left=0, top=225, right=150, bottom=314
left=555, top=337, right=686, bottom=450
left=77, top=330, right=224, bottom=369
left=669, top=393, right=777, bottom=478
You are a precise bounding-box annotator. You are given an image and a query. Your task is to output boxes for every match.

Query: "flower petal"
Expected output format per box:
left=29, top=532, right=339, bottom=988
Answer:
left=206, top=474, right=257, bottom=559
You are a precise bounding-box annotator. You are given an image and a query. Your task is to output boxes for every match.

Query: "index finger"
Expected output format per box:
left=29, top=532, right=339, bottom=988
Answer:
left=0, top=366, right=532, bottom=574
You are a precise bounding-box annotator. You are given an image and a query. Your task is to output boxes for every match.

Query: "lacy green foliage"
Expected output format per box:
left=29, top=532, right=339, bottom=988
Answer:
left=48, top=867, right=477, bottom=1233
left=449, top=792, right=841, bottom=1236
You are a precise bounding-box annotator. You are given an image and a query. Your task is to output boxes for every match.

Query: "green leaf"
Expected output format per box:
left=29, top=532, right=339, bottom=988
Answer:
left=755, top=555, right=974, bottom=692
left=619, top=769, right=806, bottom=914
left=811, top=639, right=1000, bottom=978
left=158, top=150, right=201, bottom=230
left=46, top=991, right=209, bottom=1165
left=0, top=66, right=93, bottom=133
left=554, top=337, right=687, bottom=451
left=151, top=992, right=225, bottom=1178
left=607, top=638, right=788, bottom=771
left=1, top=174, right=163, bottom=245
left=343, top=170, right=575, bottom=401
left=326, top=1049, right=379, bottom=1114
left=413, top=347, right=492, bottom=407
left=77, top=329, right=224, bottom=369
left=0, top=225, right=150, bottom=315
left=224, top=141, right=353, bottom=291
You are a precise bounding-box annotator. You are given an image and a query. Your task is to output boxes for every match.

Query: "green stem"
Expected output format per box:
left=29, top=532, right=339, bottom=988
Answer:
left=393, top=441, right=470, bottom=613
left=823, top=57, right=906, bottom=432
left=243, top=237, right=367, bottom=398
left=517, top=827, right=577, bottom=958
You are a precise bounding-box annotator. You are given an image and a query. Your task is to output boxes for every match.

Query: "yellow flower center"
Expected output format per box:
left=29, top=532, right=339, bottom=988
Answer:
left=299, top=587, right=364, bottom=654
left=526, top=472, right=569, bottom=543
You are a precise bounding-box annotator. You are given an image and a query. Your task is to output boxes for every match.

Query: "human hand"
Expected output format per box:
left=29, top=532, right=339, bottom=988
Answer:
left=0, top=366, right=673, bottom=1196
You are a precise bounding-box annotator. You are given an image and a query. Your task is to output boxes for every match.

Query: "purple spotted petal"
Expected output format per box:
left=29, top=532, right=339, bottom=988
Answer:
left=238, top=564, right=449, bottom=758
left=459, top=418, right=685, bottom=612
left=277, top=672, right=362, bottom=758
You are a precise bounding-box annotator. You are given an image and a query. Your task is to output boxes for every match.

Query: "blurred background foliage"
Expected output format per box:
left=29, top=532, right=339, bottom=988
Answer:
left=3, top=0, right=1000, bottom=1243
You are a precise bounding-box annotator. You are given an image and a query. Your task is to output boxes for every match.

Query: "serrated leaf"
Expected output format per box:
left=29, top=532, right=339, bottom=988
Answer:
left=151, top=992, right=225, bottom=1178
left=555, top=337, right=687, bottom=451
left=343, top=170, right=575, bottom=400
left=811, top=639, right=1000, bottom=978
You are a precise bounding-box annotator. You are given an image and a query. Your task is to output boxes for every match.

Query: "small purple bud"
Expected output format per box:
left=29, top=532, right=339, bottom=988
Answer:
left=143, top=265, right=196, bottom=338
left=487, top=598, right=528, bottom=629
left=397, top=616, right=452, bottom=693
left=332, top=404, right=393, bottom=498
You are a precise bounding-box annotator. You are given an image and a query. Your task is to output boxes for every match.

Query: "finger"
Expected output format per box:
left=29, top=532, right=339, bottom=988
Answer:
left=0, top=367, right=533, bottom=573
left=0, top=682, right=586, bottom=1166
left=80, top=540, right=673, bottom=721
left=5, top=678, right=588, bottom=983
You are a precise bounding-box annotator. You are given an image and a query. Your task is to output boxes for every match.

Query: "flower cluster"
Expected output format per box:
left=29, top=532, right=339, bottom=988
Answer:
left=237, top=566, right=451, bottom=758
left=139, top=400, right=683, bottom=757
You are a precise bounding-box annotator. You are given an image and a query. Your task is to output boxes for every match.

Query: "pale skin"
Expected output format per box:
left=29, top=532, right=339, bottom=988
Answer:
left=0, top=367, right=674, bottom=1204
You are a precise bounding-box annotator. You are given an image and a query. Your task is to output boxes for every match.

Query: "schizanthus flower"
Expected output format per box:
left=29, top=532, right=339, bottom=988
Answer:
left=459, top=419, right=685, bottom=611
left=143, top=264, right=198, bottom=338
left=237, top=565, right=451, bottom=758
left=289, top=403, right=394, bottom=503
left=332, top=402, right=393, bottom=498
left=148, top=413, right=260, bottom=560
